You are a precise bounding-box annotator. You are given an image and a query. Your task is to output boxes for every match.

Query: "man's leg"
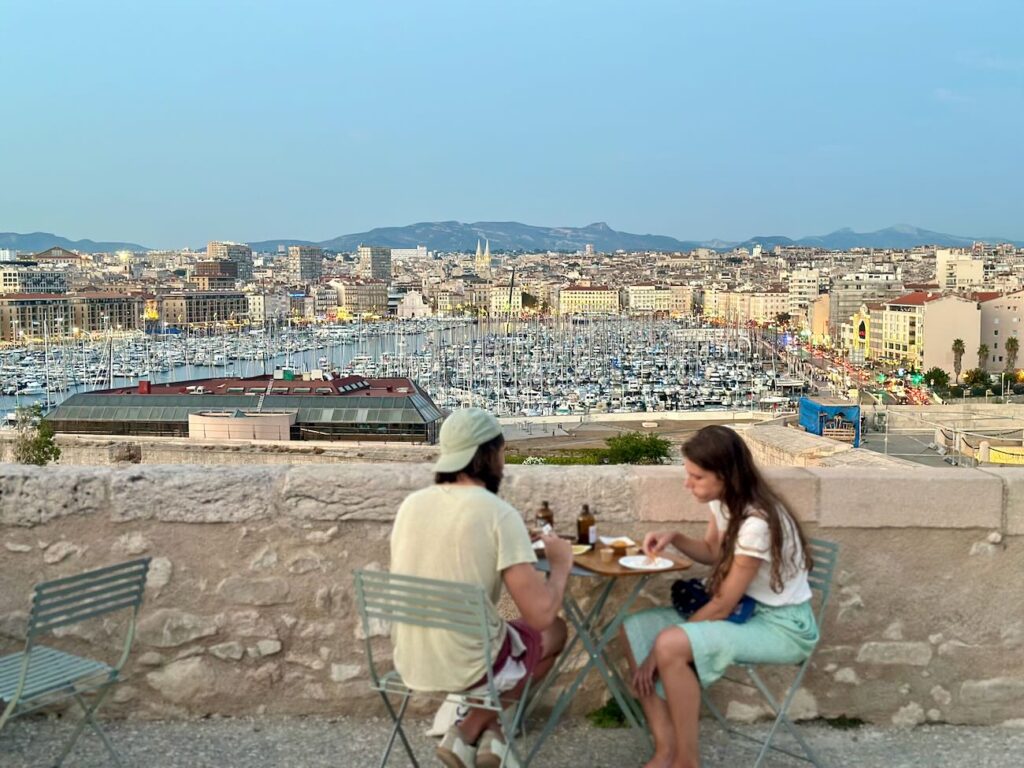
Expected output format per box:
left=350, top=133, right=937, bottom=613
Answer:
left=459, top=618, right=567, bottom=744
left=622, top=627, right=676, bottom=768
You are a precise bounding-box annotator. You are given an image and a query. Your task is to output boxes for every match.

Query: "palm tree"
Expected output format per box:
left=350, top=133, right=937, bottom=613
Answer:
left=952, top=338, right=965, bottom=384
left=977, top=343, right=990, bottom=371
left=1006, top=336, right=1019, bottom=373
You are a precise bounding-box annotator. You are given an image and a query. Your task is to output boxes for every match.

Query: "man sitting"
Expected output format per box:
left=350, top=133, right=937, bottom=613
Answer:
left=391, top=408, right=571, bottom=768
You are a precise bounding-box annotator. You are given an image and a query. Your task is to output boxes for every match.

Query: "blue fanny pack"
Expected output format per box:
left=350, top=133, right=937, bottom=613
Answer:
left=671, top=578, right=757, bottom=624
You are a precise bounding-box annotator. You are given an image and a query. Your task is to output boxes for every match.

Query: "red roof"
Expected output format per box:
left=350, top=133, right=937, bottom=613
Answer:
left=972, top=291, right=1003, bottom=303
left=887, top=291, right=943, bottom=306
left=98, top=374, right=421, bottom=399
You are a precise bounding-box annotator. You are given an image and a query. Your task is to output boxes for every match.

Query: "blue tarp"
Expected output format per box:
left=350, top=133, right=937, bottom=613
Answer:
left=799, top=397, right=861, bottom=447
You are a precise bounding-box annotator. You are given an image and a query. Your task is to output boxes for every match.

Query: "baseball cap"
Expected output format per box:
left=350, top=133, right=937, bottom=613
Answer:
left=433, top=408, right=503, bottom=473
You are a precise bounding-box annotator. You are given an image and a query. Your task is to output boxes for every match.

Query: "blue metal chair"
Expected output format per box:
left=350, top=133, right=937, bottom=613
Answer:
left=0, top=558, right=151, bottom=767
left=702, top=538, right=839, bottom=767
left=354, top=569, right=532, bottom=768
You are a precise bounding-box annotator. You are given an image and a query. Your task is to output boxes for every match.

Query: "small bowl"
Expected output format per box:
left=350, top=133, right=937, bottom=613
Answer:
left=598, top=548, right=615, bottom=563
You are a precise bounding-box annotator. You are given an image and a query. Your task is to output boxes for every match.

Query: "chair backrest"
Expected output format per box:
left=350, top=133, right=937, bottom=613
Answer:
left=28, top=558, right=151, bottom=641
left=353, top=569, right=496, bottom=683
left=806, top=539, right=839, bottom=625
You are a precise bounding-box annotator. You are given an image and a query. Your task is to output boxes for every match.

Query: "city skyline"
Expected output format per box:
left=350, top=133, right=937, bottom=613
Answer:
left=2, top=1, right=1022, bottom=248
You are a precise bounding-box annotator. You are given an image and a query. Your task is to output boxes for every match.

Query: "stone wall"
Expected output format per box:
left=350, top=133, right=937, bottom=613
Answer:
left=1, top=463, right=1022, bottom=726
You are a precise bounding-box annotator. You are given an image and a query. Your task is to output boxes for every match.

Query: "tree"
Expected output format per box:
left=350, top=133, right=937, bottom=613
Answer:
left=977, top=343, right=990, bottom=371
left=962, top=367, right=990, bottom=388
left=13, top=404, right=61, bottom=466
left=951, top=338, right=965, bottom=384
left=1005, top=336, right=1019, bottom=373
left=603, top=431, right=671, bottom=465
left=775, top=312, right=792, bottom=328
left=922, top=367, right=949, bottom=389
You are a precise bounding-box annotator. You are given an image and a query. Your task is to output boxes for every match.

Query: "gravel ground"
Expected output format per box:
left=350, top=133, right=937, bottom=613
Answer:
left=3, top=715, right=1024, bottom=767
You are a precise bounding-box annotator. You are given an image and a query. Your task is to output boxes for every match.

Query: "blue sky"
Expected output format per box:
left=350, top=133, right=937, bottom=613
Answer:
left=2, top=0, right=1022, bottom=248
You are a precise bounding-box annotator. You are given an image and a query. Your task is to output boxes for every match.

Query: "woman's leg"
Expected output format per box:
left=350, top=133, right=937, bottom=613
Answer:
left=652, top=627, right=701, bottom=768
left=621, top=627, right=676, bottom=768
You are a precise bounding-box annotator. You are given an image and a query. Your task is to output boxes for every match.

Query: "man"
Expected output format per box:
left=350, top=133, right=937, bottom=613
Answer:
left=391, top=408, right=571, bottom=768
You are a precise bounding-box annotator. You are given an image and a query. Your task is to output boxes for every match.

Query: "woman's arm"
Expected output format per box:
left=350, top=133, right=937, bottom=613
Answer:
left=667, top=519, right=719, bottom=565
left=688, top=554, right=762, bottom=622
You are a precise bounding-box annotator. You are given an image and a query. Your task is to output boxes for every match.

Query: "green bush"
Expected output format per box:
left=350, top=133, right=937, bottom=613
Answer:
left=970, top=385, right=987, bottom=398
left=13, top=404, right=61, bottom=466
left=603, top=431, right=671, bottom=465
left=947, top=386, right=964, bottom=398
left=1013, top=383, right=1024, bottom=396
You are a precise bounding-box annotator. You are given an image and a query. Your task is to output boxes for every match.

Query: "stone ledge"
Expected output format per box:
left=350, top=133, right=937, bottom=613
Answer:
left=809, top=467, right=1003, bottom=529
left=977, top=468, right=1024, bottom=536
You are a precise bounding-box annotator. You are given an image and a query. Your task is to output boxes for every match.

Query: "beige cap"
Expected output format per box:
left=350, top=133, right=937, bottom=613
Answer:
left=433, top=408, right=503, bottom=473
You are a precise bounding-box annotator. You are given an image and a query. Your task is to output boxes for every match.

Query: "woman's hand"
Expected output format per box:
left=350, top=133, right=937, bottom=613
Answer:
left=632, top=652, right=659, bottom=698
left=642, top=530, right=676, bottom=558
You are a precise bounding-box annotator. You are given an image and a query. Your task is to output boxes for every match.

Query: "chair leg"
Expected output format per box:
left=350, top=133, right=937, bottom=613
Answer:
left=746, top=668, right=825, bottom=768
left=377, top=690, right=418, bottom=768
left=497, top=678, right=531, bottom=767
left=53, top=684, right=117, bottom=768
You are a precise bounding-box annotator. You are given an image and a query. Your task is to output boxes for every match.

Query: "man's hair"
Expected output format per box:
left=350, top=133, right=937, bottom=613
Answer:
left=435, top=433, right=506, bottom=494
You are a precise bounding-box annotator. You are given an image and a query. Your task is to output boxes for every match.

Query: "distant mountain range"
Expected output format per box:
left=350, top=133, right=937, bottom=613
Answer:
left=2, top=223, right=1021, bottom=255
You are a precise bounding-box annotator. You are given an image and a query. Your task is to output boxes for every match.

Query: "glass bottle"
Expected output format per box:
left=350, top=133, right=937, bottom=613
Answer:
left=576, top=503, right=596, bottom=545
left=536, top=501, right=555, bottom=531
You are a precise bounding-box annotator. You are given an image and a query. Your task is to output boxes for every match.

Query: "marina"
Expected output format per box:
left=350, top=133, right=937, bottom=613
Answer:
left=0, top=318, right=814, bottom=421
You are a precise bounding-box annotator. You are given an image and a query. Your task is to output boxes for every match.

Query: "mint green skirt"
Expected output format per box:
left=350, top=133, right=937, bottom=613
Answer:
left=623, top=601, right=819, bottom=693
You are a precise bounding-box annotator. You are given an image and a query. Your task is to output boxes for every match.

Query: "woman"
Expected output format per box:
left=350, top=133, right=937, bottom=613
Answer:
left=623, top=425, right=818, bottom=768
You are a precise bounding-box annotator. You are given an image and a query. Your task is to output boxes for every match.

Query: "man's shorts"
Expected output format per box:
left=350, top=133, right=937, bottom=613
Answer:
left=467, top=619, right=543, bottom=693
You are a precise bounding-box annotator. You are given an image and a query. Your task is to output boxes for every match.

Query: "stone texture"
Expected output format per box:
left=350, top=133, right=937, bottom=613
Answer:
left=979, top=468, right=1024, bottom=536
left=0, top=466, right=110, bottom=527
left=4, top=541, right=31, bottom=553
left=210, top=641, right=245, bottom=661
left=108, top=466, right=287, bottom=523
left=113, top=532, right=151, bottom=556
left=960, top=678, right=1024, bottom=705
left=629, top=466, right=710, bottom=522
left=892, top=702, right=926, bottom=727
left=286, top=550, right=324, bottom=575
left=330, top=663, right=361, bottom=683
left=856, top=642, right=933, bottom=666
left=218, top=576, right=290, bottom=606
left=811, top=467, right=1002, bottom=528
left=146, top=657, right=216, bottom=704
left=137, top=609, right=219, bottom=648
left=43, top=541, right=80, bottom=564
left=281, top=463, right=428, bottom=521
left=148, top=557, right=173, bottom=593
left=108, top=442, right=142, bottom=464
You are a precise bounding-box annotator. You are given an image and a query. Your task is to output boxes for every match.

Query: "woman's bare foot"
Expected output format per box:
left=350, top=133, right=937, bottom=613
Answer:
left=643, top=752, right=675, bottom=768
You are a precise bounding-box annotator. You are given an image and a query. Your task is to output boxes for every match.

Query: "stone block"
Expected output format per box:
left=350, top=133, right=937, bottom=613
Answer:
left=978, top=468, right=1024, bottom=536
left=502, top=465, right=634, bottom=524
left=0, top=466, right=110, bottom=528
left=146, top=657, right=216, bottom=704
left=856, top=642, right=933, bottom=666
left=960, top=677, right=1024, bottom=705
left=218, top=576, right=290, bottom=606
left=281, top=463, right=429, bottom=522
left=108, top=465, right=286, bottom=523
left=330, top=663, right=361, bottom=683
left=137, top=608, right=219, bottom=648
left=210, top=641, right=245, bottom=661
left=629, top=466, right=704, bottom=522
left=811, top=468, right=1002, bottom=528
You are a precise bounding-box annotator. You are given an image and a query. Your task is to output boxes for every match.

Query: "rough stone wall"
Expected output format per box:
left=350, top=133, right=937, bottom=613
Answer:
left=0, top=463, right=1022, bottom=726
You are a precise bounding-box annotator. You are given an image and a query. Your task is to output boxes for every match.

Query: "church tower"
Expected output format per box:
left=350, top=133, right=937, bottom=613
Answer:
left=475, top=238, right=491, bottom=278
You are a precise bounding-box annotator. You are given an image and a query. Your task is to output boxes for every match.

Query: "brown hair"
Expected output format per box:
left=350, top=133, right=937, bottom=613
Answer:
left=682, top=425, right=813, bottom=595
left=435, top=433, right=506, bottom=494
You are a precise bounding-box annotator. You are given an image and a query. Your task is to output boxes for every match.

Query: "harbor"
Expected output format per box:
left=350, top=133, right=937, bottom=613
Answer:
left=0, top=318, right=816, bottom=421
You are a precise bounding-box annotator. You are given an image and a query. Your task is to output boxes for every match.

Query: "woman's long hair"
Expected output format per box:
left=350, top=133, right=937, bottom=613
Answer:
left=683, top=425, right=813, bottom=595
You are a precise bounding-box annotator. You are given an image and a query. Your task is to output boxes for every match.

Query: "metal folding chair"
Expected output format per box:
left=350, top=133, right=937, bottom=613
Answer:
left=354, top=569, right=533, bottom=768
left=702, top=538, right=838, bottom=767
left=0, top=558, right=151, bottom=768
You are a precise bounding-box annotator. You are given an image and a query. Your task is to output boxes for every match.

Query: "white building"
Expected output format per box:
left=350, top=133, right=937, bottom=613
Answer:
left=397, top=290, right=432, bottom=319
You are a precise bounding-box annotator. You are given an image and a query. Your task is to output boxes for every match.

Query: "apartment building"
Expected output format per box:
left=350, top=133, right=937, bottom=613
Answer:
left=489, top=284, right=523, bottom=316
left=935, top=249, right=984, bottom=290
left=558, top=285, right=619, bottom=315
left=622, top=285, right=671, bottom=315
left=246, top=292, right=289, bottom=324
left=920, top=295, right=982, bottom=375
left=288, top=246, right=323, bottom=284
left=207, top=241, right=254, bottom=280
left=0, top=265, right=68, bottom=295
left=356, top=246, right=392, bottom=281
left=668, top=284, right=694, bottom=317
left=0, top=293, right=143, bottom=341
left=979, top=289, right=1024, bottom=372
left=332, top=279, right=389, bottom=316
left=160, top=291, right=249, bottom=327
left=788, top=268, right=820, bottom=328
left=880, top=291, right=943, bottom=368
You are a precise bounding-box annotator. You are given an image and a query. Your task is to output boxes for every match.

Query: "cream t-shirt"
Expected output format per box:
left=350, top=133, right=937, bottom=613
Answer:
left=389, top=484, right=537, bottom=692
left=708, top=499, right=812, bottom=606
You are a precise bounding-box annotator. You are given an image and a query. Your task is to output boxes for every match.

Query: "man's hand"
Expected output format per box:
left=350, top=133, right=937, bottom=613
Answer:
left=642, top=530, right=676, bottom=558
left=542, top=534, right=573, bottom=573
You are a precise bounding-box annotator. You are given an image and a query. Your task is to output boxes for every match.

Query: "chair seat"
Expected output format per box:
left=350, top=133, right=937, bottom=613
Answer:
left=0, top=645, right=113, bottom=704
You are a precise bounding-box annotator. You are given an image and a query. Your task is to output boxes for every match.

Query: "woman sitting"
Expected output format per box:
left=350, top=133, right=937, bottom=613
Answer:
left=623, top=425, right=819, bottom=768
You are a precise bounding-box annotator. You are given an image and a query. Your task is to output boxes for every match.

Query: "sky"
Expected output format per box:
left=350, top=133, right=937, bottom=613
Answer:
left=1, top=0, right=1022, bottom=248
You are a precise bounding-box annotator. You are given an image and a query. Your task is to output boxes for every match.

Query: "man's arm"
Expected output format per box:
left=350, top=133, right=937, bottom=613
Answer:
left=502, top=535, right=572, bottom=631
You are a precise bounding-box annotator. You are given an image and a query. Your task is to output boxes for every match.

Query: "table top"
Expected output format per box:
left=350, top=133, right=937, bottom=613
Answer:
left=534, top=547, right=691, bottom=578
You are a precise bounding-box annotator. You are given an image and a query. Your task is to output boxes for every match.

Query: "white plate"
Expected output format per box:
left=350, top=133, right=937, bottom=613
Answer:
left=618, top=555, right=673, bottom=571
left=572, top=544, right=591, bottom=556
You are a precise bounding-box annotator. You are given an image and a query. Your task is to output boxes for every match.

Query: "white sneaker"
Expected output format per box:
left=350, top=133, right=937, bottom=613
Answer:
left=436, top=726, right=477, bottom=768
left=476, top=728, right=521, bottom=768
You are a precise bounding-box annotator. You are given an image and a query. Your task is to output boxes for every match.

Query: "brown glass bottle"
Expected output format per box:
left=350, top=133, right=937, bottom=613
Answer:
left=576, top=503, right=596, bottom=545
left=536, top=501, right=555, bottom=530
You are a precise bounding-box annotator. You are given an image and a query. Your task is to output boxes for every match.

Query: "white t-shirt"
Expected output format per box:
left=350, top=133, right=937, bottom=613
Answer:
left=708, top=499, right=812, bottom=606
